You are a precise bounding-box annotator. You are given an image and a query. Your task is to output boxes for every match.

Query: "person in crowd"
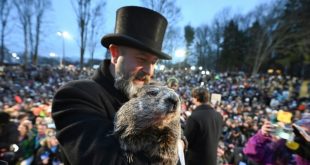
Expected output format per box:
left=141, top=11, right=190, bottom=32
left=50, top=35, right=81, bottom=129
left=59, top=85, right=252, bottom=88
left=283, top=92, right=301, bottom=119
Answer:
left=224, top=126, right=246, bottom=150
left=52, top=6, right=173, bottom=164
left=217, top=141, right=230, bottom=165
left=184, top=87, right=223, bottom=165
left=15, top=120, right=35, bottom=165
left=167, top=76, right=179, bottom=92
left=34, top=128, right=63, bottom=165
left=34, top=121, right=47, bottom=150
left=31, top=120, right=48, bottom=163
left=243, top=114, right=310, bottom=165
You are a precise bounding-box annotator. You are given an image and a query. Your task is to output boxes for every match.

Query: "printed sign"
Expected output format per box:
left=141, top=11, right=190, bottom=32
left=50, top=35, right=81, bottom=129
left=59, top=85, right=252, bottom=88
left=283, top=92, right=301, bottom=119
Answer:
left=211, top=93, right=222, bottom=105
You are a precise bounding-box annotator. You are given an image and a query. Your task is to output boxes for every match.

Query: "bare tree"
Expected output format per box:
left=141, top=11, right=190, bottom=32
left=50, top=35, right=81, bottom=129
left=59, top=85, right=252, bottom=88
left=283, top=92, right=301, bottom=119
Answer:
left=72, top=0, right=106, bottom=68
left=88, top=1, right=106, bottom=67
left=246, top=0, right=309, bottom=76
left=31, top=0, right=51, bottom=65
left=248, top=4, right=279, bottom=75
left=164, top=26, right=183, bottom=66
left=142, top=0, right=181, bottom=25
left=71, top=0, right=90, bottom=68
left=13, top=0, right=51, bottom=65
left=13, top=0, right=33, bottom=65
left=72, top=0, right=91, bottom=68
left=141, top=0, right=182, bottom=61
left=0, top=0, right=13, bottom=64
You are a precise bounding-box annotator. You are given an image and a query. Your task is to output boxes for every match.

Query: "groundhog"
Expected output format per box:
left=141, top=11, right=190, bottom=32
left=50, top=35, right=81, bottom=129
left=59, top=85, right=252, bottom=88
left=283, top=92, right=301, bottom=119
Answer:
left=114, top=84, right=181, bottom=165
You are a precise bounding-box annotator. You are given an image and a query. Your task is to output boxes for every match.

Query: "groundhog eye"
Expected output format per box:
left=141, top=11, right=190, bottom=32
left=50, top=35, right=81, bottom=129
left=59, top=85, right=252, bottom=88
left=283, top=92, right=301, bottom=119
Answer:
left=147, top=90, right=159, bottom=96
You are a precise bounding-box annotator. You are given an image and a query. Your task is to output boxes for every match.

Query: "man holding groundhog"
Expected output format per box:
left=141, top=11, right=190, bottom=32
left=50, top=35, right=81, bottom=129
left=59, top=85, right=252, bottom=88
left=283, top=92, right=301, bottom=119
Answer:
left=52, top=6, right=174, bottom=164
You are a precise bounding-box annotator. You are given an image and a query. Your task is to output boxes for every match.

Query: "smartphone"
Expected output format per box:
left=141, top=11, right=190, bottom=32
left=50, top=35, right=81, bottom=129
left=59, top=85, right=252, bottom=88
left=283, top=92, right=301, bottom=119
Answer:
left=270, top=123, right=294, bottom=141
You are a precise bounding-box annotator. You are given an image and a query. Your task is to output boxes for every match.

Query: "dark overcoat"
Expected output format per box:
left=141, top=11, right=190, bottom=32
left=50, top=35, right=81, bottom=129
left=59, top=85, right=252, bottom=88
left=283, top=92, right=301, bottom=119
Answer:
left=184, top=104, right=223, bottom=165
left=52, top=60, right=149, bottom=164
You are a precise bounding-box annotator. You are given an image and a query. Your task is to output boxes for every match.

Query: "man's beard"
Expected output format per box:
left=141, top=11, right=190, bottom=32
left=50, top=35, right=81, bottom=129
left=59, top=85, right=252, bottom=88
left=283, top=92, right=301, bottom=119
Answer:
left=114, top=70, right=150, bottom=98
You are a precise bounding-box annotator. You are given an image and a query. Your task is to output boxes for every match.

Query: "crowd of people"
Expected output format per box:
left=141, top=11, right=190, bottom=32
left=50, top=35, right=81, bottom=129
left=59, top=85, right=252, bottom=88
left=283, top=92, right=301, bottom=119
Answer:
left=1, top=5, right=309, bottom=165
left=157, top=68, right=310, bottom=164
left=0, top=65, right=93, bottom=164
left=0, top=64, right=309, bottom=164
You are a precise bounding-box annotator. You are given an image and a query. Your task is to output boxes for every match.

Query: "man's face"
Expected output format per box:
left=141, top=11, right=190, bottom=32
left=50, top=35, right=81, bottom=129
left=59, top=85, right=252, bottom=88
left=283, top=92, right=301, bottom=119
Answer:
left=113, top=46, right=158, bottom=97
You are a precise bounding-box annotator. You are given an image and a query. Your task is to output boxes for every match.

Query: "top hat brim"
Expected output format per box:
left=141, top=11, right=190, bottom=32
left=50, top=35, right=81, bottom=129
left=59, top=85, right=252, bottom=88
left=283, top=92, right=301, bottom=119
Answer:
left=101, top=34, right=172, bottom=60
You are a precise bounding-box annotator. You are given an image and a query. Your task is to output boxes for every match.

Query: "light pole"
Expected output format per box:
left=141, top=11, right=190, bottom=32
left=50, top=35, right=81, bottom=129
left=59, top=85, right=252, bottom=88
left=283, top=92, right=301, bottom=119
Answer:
left=57, top=31, right=69, bottom=67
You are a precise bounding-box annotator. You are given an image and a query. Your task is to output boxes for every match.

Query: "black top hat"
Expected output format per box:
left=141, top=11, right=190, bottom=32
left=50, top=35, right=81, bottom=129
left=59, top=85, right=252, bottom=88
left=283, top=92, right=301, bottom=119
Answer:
left=101, top=6, right=171, bottom=60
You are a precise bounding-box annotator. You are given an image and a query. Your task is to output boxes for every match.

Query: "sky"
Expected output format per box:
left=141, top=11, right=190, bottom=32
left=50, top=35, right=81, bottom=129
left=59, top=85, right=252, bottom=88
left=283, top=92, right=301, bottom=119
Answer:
left=8, top=0, right=270, bottom=63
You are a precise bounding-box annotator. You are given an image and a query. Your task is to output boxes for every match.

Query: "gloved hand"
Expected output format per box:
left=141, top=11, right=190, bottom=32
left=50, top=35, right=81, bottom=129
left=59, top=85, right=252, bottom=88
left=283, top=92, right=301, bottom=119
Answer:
left=286, top=124, right=310, bottom=161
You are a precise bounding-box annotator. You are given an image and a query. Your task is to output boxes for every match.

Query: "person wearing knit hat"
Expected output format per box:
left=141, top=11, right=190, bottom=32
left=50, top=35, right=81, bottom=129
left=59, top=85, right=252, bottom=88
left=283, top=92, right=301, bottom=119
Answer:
left=167, top=77, right=179, bottom=91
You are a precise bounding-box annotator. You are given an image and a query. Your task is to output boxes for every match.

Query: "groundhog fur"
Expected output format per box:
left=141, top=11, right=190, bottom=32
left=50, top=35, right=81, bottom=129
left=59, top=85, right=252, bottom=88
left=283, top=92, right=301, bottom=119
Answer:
left=114, top=84, right=181, bottom=165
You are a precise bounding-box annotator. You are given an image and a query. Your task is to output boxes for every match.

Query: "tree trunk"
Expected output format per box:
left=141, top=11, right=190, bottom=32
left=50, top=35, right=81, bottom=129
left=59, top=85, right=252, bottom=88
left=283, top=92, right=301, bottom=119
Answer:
left=0, top=24, right=5, bottom=64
